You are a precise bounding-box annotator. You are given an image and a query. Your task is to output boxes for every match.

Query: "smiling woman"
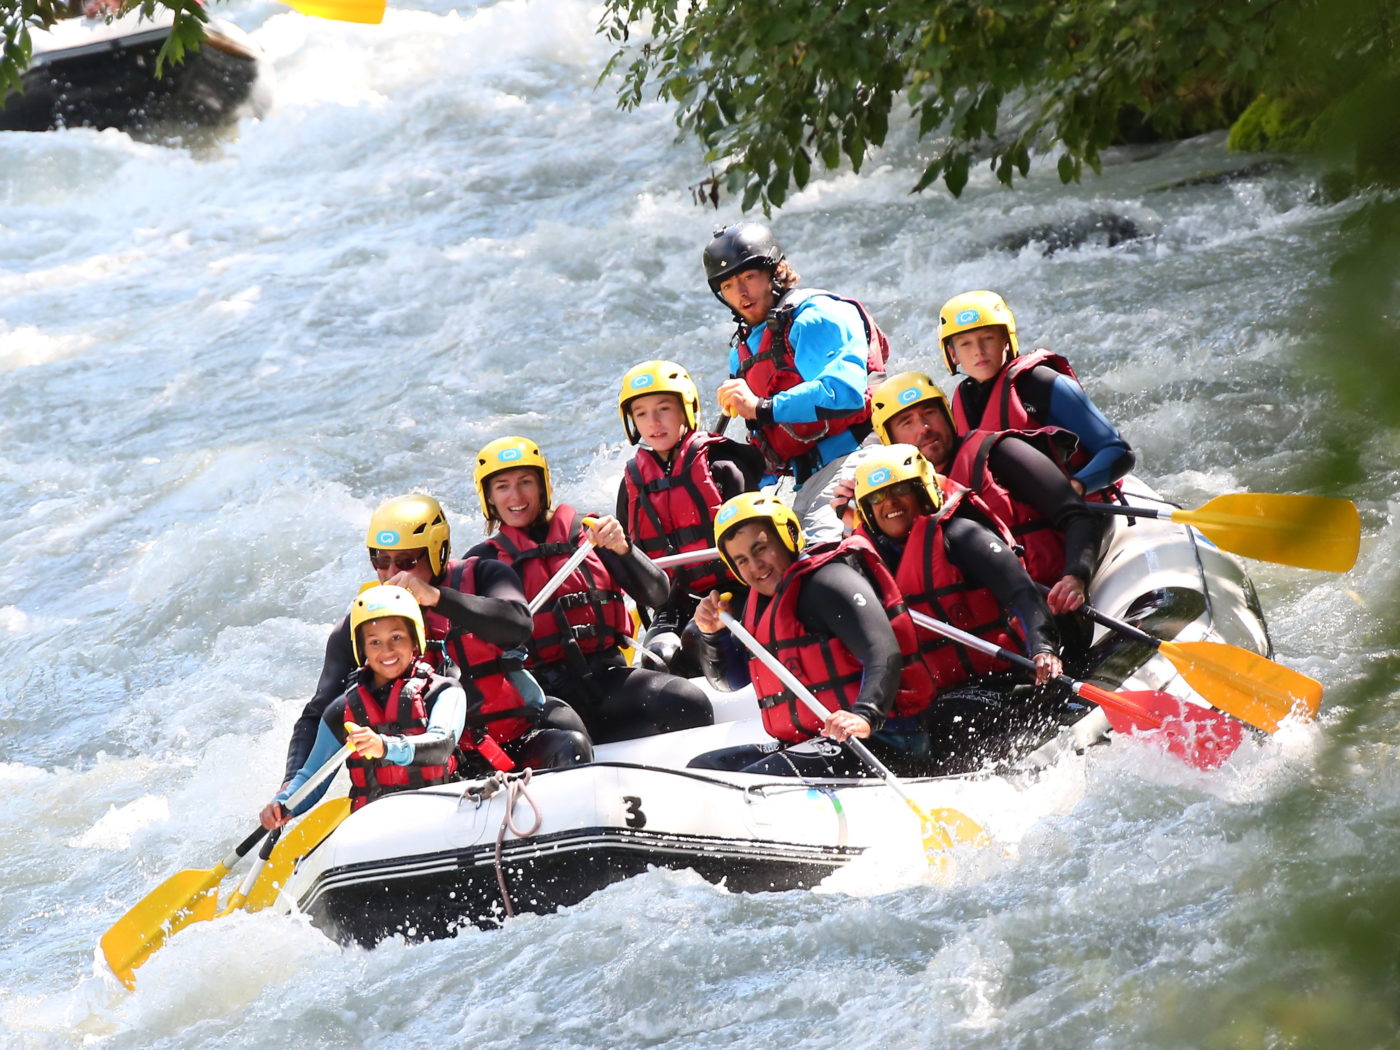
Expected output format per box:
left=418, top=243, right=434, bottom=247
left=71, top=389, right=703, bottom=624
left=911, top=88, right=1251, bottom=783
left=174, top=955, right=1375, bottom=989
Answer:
left=466, top=435, right=715, bottom=746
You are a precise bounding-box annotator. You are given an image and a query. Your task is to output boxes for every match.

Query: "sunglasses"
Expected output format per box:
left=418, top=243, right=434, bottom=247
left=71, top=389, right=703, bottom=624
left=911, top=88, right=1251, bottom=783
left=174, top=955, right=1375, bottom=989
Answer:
left=369, top=550, right=426, bottom=572
left=865, top=480, right=920, bottom=506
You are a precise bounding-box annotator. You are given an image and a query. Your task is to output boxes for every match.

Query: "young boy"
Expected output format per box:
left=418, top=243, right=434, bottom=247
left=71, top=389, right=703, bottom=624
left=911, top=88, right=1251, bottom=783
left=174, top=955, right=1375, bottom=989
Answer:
left=614, top=359, right=763, bottom=673
left=260, top=585, right=472, bottom=825
left=939, top=290, right=1135, bottom=499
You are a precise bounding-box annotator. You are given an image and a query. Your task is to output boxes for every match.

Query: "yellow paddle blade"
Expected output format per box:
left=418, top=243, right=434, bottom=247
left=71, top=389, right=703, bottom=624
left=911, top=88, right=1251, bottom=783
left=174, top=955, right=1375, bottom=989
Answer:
left=282, top=0, right=386, bottom=24
left=1180, top=493, right=1360, bottom=573
left=1159, top=639, right=1323, bottom=733
left=99, top=865, right=227, bottom=989
left=239, top=798, right=351, bottom=913
left=906, top=799, right=991, bottom=859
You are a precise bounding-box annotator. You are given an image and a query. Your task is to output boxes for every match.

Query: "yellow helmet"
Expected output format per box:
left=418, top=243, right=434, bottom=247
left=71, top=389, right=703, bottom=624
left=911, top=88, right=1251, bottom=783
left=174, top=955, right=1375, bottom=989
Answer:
left=937, top=290, right=1019, bottom=373
left=617, top=360, right=701, bottom=444
left=712, top=492, right=805, bottom=578
left=349, top=584, right=427, bottom=666
left=474, top=436, right=553, bottom=525
left=870, top=372, right=954, bottom=446
left=853, top=444, right=944, bottom=533
left=366, top=494, right=451, bottom=577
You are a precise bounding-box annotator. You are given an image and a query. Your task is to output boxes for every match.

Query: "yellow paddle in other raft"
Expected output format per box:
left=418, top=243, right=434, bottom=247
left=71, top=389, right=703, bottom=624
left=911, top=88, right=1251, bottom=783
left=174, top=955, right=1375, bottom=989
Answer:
left=282, top=0, right=387, bottom=24
left=1089, top=492, right=1360, bottom=573
left=717, top=597, right=989, bottom=863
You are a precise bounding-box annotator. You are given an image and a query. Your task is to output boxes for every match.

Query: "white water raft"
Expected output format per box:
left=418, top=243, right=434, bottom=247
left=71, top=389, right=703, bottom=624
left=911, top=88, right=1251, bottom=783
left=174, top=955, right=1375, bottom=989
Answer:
left=279, top=480, right=1273, bottom=946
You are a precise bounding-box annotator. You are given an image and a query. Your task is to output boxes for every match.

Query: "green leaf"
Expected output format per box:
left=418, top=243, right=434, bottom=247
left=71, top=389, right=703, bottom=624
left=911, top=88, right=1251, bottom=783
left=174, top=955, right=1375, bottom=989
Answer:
left=741, top=179, right=762, bottom=212
left=767, top=170, right=787, bottom=208
left=944, top=152, right=969, bottom=196
left=793, top=147, right=811, bottom=190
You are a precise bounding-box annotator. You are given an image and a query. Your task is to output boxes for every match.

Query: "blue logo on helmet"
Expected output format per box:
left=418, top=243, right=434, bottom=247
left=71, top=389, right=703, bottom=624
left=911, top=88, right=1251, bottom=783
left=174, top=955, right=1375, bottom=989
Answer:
left=498, top=447, right=523, bottom=463
left=898, top=386, right=921, bottom=405
left=630, top=374, right=655, bottom=389
left=716, top=505, right=738, bottom=524
left=867, top=468, right=893, bottom=486
left=955, top=308, right=981, bottom=325
left=375, top=529, right=400, bottom=546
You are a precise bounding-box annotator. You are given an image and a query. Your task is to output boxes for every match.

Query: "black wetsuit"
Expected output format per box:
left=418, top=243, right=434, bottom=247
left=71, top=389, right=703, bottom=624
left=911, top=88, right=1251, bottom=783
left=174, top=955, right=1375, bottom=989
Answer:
left=872, top=506, right=1077, bottom=774
left=282, top=558, right=590, bottom=784
left=968, top=433, right=1102, bottom=667
left=464, top=529, right=713, bottom=746
left=689, top=560, right=938, bottom=778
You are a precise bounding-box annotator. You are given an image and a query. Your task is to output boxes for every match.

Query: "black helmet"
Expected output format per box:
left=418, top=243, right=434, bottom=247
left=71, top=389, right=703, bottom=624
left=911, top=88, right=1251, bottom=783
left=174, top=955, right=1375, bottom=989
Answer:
left=702, top=222, right=784, bottom=301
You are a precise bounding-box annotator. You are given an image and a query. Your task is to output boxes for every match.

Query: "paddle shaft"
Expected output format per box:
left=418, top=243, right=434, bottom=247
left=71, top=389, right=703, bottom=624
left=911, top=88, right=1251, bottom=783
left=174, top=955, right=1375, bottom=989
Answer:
left=222, top=827, right=281, bottom=914
left=652, top=546, right=721, bottom=570
left=193, top=742, right=353, bottom=881
left=1035, top=581, right=1160, bottom=649
left=907, top=610, right=1164, bottom=728
left=527, top=518, right=599, bottom=615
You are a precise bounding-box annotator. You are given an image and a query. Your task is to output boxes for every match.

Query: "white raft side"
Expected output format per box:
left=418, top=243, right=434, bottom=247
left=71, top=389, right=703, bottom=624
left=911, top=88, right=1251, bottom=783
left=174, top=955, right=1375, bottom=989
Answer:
left=288, top=750, right=997, bottom=918
left=28, top=10, right=260, bottom=61
left=1088, top=478, right=1270, bottom=701
left=27, top=10, right=175, bottom=60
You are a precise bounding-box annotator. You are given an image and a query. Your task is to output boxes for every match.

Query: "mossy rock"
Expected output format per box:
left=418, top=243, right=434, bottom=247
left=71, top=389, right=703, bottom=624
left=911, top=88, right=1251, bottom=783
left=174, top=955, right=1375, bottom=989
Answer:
left=1228, top=94, right=1315, bottom=152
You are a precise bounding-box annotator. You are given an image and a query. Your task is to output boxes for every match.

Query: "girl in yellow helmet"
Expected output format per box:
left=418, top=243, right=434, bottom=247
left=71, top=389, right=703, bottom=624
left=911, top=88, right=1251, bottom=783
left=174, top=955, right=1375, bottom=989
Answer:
left=260, top=586, right=470, bottom=825
left=269, top=494, right=594, bottom=813
left=615, top=359, right=763, bottom=675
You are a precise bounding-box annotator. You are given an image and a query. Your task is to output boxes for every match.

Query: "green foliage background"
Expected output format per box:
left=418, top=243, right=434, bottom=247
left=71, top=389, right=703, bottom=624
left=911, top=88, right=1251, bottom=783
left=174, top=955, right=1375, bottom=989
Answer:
left=599, top=0, right=1396, bottom=208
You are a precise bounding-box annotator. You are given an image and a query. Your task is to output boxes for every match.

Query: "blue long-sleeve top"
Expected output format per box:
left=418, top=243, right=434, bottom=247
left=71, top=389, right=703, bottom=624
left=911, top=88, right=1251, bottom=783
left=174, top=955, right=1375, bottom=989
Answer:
left=957, top=362, right=1135, bottom=494
left=274, top=680, right=466, bottom=817
left=729, top=292, right=870, bottom=470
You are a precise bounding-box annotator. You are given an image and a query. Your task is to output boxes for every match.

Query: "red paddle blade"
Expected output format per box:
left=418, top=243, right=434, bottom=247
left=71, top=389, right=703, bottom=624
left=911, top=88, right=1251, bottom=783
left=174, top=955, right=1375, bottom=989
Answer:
left=1078, top=683, right=1246, bottom=770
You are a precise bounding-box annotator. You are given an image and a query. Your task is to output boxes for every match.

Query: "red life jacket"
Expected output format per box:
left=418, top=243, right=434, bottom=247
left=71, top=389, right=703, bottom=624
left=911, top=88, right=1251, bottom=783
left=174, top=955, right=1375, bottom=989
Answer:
left=344, top=663, right=458, bottom=811
left=623, top=430, right=732, bottom=597
left=484, top=504, right=633, bottom=669
left=733, top=289, right=889, bottom=475
left=950, top=349, right=1121, bottom=502
left=884, top=488, right=1025, bottom=693
left=947, top=429, right=1075, bottom=587
left=424, top=556, right=538, bottom=746
left=743, top=535, right=933, bottom=743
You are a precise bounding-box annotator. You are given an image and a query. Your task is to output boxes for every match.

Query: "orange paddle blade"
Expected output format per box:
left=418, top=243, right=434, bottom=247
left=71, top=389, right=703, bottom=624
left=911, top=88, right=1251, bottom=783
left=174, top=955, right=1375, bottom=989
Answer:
left=1159, top=638, right=1322, bottom=733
